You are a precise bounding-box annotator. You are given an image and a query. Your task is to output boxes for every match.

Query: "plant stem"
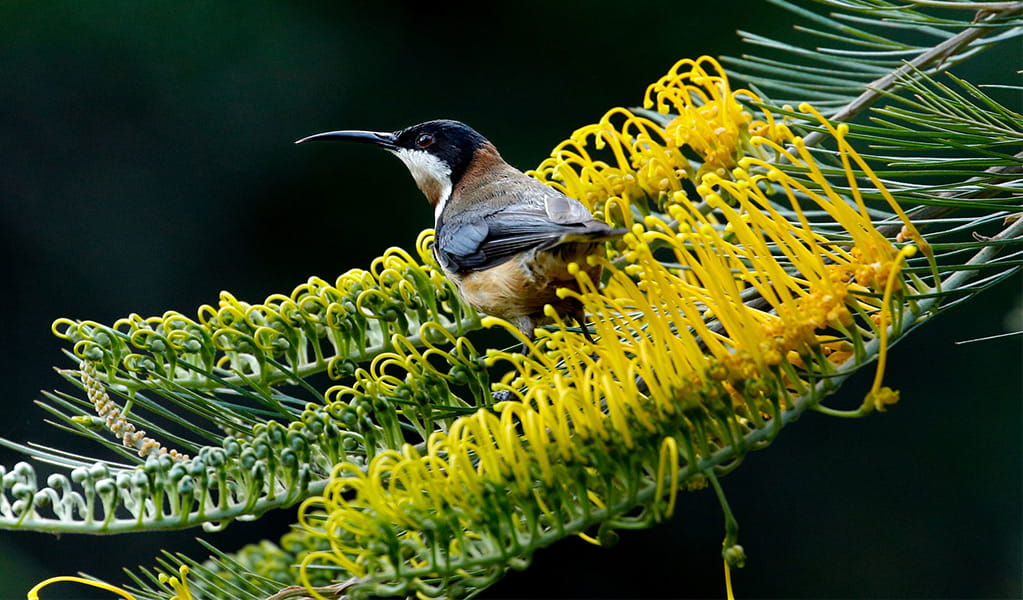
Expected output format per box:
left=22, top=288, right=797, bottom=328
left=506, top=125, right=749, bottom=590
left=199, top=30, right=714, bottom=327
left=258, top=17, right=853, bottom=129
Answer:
left=801, top=2, right=1023, bottom=149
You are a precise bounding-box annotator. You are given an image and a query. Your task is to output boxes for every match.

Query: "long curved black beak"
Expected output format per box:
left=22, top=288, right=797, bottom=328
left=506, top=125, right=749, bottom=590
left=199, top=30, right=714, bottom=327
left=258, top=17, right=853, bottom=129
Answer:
left=294, top=129, right=397, bottom=149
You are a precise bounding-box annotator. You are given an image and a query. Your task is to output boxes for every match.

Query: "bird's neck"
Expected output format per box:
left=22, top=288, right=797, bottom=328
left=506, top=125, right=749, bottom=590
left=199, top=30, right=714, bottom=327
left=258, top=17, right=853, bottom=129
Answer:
left=389, top=147, right=454, bottom=216
left=436, top=144, right=519, bottom=225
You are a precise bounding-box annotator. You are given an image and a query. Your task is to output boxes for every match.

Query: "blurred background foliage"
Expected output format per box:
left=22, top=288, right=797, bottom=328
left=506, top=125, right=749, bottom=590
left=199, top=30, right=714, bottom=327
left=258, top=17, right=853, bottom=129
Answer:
left=0, top=1, right=1018, bottom=598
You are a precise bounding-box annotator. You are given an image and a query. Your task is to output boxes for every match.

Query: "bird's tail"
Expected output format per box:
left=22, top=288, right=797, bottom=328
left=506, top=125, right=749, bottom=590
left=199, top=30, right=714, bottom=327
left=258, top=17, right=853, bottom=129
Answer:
left=563, top=224, right=628, bottom=244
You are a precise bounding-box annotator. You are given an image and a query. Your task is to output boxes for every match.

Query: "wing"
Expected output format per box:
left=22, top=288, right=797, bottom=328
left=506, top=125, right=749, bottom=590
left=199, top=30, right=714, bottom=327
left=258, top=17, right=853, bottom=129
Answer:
left=436, top=186, right=620, bottom=273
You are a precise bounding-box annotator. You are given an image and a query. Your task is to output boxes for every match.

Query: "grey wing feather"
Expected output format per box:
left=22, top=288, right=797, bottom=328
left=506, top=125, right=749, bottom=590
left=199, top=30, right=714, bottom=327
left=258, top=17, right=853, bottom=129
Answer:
left=543, top=189, right=595, bottom=224
left=438, top=188, right=618, bottom=273
left=440, top=220, right=489, bottom=258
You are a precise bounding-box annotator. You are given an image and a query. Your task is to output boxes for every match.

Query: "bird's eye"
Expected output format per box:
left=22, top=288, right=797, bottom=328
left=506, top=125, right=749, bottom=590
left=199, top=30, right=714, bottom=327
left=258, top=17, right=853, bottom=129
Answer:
left=415, top=133, right=435, bottom=148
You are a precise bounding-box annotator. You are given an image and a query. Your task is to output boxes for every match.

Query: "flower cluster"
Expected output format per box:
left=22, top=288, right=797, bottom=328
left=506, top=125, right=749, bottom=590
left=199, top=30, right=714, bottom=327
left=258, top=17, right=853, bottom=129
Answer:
left=294, top=57, right=922, bottom=599
left=531, top=56, right=789, bottom=222
left=26, top=53, right=937, bottom=600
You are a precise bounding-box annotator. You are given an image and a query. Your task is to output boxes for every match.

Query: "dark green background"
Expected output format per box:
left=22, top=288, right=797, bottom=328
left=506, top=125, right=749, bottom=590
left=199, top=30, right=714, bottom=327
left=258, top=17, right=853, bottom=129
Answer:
left=1, top=2, right=1019, bottom=598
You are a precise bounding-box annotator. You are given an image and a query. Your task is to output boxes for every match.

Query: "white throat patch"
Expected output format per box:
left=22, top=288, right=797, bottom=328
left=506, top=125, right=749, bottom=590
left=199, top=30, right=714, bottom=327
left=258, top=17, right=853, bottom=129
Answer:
left=391, top=148, right=453, bottom=222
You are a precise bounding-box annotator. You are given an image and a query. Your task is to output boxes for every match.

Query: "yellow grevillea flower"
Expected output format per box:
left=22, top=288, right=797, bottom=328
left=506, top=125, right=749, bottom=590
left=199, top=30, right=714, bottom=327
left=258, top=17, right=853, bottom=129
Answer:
left=532, top=56, right=789, bottom=220
left=296, top=57, right=922, bottom=599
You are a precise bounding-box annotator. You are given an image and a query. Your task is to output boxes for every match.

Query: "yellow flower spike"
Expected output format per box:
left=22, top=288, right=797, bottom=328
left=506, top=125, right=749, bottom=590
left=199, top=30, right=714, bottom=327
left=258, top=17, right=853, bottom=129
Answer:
left=28, top=577, right=138, bottom=600
left=638, top=57, right=763, bottom=176
left=291, top=57, right=926, bottom=600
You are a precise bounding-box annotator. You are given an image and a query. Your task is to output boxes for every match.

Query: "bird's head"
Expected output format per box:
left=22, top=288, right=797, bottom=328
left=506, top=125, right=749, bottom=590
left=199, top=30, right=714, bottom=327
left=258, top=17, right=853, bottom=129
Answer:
left=297, top=119, right=492, bottom=216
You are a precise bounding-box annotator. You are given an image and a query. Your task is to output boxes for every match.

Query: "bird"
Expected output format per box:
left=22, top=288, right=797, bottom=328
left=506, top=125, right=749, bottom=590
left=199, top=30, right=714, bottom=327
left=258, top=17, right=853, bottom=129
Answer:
left=297, top=119, right=625, bottom=340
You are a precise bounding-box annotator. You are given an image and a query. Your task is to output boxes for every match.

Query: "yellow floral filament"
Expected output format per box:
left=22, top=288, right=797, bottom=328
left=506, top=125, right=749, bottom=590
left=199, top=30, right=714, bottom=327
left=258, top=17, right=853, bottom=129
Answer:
left=724, top=560, right=736, bottom=600
left=28, top=577, right=138, bottom=600
left=157, top=566, right=195, bottom=600
left=29, top=567, right=194, bottom=600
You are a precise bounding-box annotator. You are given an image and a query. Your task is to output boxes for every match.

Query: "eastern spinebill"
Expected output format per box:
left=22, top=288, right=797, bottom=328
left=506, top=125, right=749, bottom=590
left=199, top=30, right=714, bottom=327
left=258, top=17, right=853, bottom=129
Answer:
left=297, top=119, right=625, bottom=339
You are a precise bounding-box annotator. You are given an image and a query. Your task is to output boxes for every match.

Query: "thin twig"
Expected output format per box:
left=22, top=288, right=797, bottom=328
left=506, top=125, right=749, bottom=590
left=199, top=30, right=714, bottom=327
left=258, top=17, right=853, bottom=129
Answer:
left=876, top=150, right=1023, bottom=237
left=801, top=2, right=1023, bottom=149
left=907, top=0, right=1022, bottom=10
